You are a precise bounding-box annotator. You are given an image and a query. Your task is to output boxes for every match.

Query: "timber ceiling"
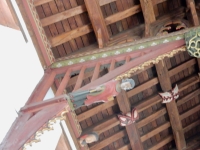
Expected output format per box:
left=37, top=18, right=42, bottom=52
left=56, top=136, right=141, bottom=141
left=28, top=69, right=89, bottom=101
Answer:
left=53, top=50, right=200, bottom=150
left=33, top=0, right=197, bottom=60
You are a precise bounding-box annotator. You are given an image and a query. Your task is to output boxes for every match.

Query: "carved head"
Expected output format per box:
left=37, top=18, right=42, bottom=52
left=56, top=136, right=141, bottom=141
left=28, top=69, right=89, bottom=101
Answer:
left=120, top=78, right=135, bottom=91
left=79, top=132, right=99, bottom=147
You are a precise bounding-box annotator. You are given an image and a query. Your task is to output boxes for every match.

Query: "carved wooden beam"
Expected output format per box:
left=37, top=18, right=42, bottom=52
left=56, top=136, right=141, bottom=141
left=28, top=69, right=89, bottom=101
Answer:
left=116, top=90, right=144, bottom=150
left=155, top=60, right=186, bottom=150
left=139, top=0, right=156, bottom=37
left=84, top=0, right=110, bottom=47
left=187, top=0, right=199, bottom=26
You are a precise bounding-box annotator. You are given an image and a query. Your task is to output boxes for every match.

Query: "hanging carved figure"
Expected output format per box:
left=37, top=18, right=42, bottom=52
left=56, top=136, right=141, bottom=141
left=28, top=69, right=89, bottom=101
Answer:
left=118, top=108, right=139, bottom=126
left=69, top=79, right=135, bottom=109
left=185, top=28, right=200, bottom=58
left=79, top=132, right=99, bottom=147
left=159, top=84, right=179, bottom=103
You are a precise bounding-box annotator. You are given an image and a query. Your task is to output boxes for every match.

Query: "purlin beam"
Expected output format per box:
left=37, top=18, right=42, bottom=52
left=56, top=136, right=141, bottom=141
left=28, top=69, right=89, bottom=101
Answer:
left=116, top=90, right=144, bottom=150
left=155, top=60, right=186, bottom=150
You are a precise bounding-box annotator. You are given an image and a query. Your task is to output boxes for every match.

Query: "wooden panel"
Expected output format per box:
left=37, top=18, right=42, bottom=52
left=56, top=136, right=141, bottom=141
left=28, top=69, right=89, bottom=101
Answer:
left=116, top=91, right=143, bottom=150
left=105, top=5, right=141, bottom=25
left=152, top=0, right=167, bottom=5
left=141, top=122, right=171, bottom=142
left=41, top=5, right=87, bottom=27
left=149, top=136, right=173, bottom=150
left=85, top=0, right=109, bottom=47
left=180, top=105, right=200, bottom=120
left=187, top=0, right=199, bottom=26
left=34, top=0, right=53, bottom=6
left=155, top=60, right=186, bottom=150
left=49, top=24, right=92, bottom=47
left=90, top=130, right=126, bottom=150
left=0, top=0, right=19, bottom=30
left=99, top=0, right=117, bottom=6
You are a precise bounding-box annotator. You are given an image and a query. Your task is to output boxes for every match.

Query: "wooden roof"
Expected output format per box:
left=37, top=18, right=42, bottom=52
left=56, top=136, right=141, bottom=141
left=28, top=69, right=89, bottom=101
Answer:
left=2, top=0, right=200, bottom=149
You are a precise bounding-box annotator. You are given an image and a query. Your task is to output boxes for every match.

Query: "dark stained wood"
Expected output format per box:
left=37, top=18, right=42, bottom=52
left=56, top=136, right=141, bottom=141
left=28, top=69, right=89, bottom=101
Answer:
left=85, top=0, right=109, bottom=47
left=155, top=60, right=186, bottom=150
left=139, top=0, right=155, bottom=36
left=116, top=90, right=144, bottom=150
left=41, top=5, right=87, bottom=27
left=34, top=0, right=52, bottom=6
left=49, top=24, right=93, bottom=47
left=149, top=136, right=173, bottom=150
left=187, top=0, right=199, bottom=26
left=105, top=5, right=141, bottom=25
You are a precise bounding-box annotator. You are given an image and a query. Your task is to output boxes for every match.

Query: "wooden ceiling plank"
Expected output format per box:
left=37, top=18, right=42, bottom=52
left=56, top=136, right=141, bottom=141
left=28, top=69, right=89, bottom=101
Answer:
left=85, top=0, right=109, bottom=47
left=180, top=104, right=200, bottom=120
left=91, top=63, right=101, bottom=82
left=155, top=60, right=186, bottom=150
left=90, top=130, right=126, bottom=150
left=148, top=136, right=173, bottom=150
left=141, top=122, right=171, bottom=142
left=152, top=0, right=167, bottom=5
left=169, top=58, right=196, bottom=77
left=73, top=66, right=86, bottom=91
left=137, top=108, right=167, bottom=128
left=139, top=0, right=156, bottom=37
left=187, top=0, right=199, bottom=26
left=82, top=115, right=119, bottom=135
left=177, top=89, right=200, bottom=106
left=34, top=0, right=53, bottom=6
left=99, top=0, right=117, bottom=6
left=105, top=5, right=141, bottom=25
left=49, top=24, right=93, bottom=47
left=41, top=5, right=86, bottom=27
left=77, top=100, right=117, bottom=122
left=55, top=69, right=71, bottom=96
left=183, top=119, right=200, bottom=133
left=127, top=77, right=159, bottom=98
left=116, top=90, right=144, bottom=150
left=109, top=59, right=116, bottom=72
left=118, top=144, right=131, bottom=150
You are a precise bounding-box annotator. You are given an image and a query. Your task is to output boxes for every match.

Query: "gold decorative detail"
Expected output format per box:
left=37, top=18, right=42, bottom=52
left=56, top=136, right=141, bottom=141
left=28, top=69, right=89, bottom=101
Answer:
left=26, top=0, right=55, bottom=64
left=185, top=30, right=200, bottom=58
left=115, top=46, right=186, bottom=80
left=21, top=110, right=68, bottom=150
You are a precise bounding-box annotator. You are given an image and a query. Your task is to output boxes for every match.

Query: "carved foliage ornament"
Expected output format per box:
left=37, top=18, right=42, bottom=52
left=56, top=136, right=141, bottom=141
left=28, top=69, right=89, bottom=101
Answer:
left=159, top=84, right=179, bottom=103
left=185, top=28, right=200, bottom=58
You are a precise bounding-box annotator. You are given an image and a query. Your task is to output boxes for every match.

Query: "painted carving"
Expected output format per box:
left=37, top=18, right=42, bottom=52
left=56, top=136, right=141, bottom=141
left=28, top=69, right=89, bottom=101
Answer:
left=69, top=79, right=135, bottom=109
left=116, top=46, right=186, bottom=80
left=118, top=108, right=139, bottom=126
left=185, top=28, right=200, bottom=58
left=157, top=20, right=187, bottom=36
left=159, top=84, right=179, bottom=103
left=79, top=132, right=99, bottom=147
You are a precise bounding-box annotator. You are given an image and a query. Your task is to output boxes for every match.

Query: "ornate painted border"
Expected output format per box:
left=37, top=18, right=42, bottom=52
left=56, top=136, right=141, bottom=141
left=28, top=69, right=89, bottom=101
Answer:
left=21, top=109, right=69, bottom=150
left=51, top=34, right=184, bottom=68
left=26, top=0, right=55, bottom=64
left=115, top=46, right=186, bottom=80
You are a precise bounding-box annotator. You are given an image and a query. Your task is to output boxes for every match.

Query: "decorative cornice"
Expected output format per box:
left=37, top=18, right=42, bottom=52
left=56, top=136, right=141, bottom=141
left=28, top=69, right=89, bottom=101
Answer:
left=115, top=46, right=186, bottom=80
left=51, top=34, right=184, bottom=68
left=21, top=109, right=69, bottom=150
left=26, top=0, right=55, bottom=64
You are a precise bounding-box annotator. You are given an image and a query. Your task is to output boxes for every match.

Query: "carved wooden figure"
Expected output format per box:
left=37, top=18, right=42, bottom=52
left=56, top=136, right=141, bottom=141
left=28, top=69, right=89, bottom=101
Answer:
left=159, top=84, right=179, bottom=103
left=69, top=79, right=135, bottom=109
left=118, top=108, right=139, bottom=126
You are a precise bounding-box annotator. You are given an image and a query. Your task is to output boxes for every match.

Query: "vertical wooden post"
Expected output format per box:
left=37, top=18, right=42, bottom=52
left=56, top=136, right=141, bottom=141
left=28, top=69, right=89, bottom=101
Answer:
left=187, top=0, right=199, bottom=26
left=84, top=0, right=110, bottom=47
left=139, top=0, right=156, bottom=37
left=116, top=90, right=144, bottom=150
left=155, top=60, right=186, bottom=150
